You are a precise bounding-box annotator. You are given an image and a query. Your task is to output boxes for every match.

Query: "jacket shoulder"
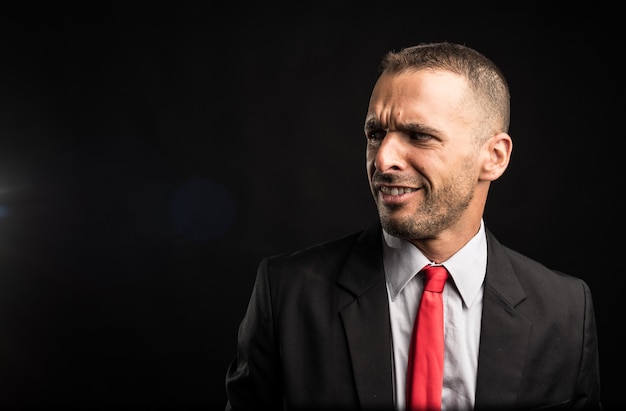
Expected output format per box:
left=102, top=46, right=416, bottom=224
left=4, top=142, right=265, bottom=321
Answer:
left=485, top=229, right=592, bottom=306
left=263, top=229, right=368, bottom=282
left=487, top=229, right=585, bottom=283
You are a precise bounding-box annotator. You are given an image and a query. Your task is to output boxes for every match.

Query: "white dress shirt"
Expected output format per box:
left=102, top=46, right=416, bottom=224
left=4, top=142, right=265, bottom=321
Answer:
left=384, top=220, right=487, bottom=411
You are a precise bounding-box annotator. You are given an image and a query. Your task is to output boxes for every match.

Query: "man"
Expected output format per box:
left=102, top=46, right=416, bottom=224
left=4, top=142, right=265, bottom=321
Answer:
left=224, top=42, right=601, bottom=410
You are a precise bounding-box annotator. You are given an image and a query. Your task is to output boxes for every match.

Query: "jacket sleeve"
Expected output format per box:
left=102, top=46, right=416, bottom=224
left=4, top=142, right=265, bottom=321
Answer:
left=225, top=258, right=283, bottom=410
left=572, top=280, right=602, bottom=410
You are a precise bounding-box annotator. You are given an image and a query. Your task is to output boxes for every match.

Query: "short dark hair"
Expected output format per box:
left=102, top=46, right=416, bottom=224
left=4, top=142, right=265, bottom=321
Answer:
left=379, top=42, right=510, bottom=135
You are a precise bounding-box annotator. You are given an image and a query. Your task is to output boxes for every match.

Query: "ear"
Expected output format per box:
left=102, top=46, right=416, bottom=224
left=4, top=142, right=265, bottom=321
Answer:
left=479, top=132, right=512, bottom=181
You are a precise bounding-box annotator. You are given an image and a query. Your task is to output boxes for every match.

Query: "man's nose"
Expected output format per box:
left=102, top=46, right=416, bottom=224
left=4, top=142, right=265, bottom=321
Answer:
left=374, top=133, right=406, bottom=172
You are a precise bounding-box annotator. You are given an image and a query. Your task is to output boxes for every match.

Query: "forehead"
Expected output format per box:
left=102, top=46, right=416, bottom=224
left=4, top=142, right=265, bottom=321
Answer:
left=366, top=69, right=471, bottom=127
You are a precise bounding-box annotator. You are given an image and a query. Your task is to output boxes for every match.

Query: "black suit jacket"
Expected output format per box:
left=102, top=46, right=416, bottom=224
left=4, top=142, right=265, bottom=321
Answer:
left=225, top=223, right=601, bottom=410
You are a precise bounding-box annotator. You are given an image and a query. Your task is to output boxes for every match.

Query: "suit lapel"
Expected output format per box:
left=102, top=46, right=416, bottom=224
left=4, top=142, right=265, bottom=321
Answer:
left=475, top=230, right=532, bottom=408
left=336, top=223, right=394, bottom=409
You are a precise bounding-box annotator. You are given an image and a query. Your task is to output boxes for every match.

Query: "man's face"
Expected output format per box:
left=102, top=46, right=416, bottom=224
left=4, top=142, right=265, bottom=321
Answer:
left=364, top=69, right=484, bottom=241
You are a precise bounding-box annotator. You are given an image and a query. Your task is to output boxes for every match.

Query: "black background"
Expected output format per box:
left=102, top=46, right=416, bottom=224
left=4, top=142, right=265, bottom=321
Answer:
left=0, top=3, right=621, bottom=410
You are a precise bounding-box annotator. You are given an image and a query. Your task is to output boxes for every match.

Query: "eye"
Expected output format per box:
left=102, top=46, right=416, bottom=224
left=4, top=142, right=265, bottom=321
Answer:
left=409, top=131, right=433, bottom=141
left=366, top=129, right=386, bottom=142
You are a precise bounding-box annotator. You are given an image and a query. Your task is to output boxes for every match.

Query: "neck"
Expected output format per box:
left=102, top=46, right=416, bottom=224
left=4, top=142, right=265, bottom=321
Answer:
left=409, top=219, right=482, bottom=263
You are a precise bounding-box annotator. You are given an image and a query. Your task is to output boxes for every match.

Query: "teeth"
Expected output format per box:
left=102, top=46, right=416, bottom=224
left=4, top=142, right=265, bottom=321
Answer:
left=381, top=186, right=416, bottom=195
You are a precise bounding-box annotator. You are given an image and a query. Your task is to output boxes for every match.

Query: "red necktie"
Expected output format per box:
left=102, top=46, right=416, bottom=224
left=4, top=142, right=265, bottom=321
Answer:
left=406, top=264, right=448, bottom=411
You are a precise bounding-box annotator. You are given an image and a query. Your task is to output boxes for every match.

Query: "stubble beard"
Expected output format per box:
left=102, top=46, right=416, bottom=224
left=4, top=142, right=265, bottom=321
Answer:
left=375, top=170, right=476, bottom=241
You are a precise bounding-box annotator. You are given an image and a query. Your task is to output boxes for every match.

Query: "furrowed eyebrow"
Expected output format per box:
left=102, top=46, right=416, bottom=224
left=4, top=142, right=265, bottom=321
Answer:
left=363, top=118, right=380, bottom=132
left=363, top=118, right=440, bottom=136
left=401, top=122, right=440, bottom=135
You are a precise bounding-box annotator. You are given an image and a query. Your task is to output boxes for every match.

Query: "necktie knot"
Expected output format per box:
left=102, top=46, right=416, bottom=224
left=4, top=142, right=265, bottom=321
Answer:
left=422, top=265, right=448, bottom=293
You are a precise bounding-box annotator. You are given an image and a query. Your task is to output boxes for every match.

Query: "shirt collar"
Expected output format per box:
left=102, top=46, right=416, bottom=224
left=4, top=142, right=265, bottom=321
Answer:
left=383, top=219, right=487, bottom=308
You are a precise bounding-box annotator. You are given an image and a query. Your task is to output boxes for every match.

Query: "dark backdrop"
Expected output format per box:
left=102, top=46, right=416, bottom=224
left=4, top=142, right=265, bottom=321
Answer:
left=0, top=3, right=620, bottom=410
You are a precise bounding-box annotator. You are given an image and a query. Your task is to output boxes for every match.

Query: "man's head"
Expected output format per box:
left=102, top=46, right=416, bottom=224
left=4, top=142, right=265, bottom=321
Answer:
left=364, top=42, right=512, bottom=258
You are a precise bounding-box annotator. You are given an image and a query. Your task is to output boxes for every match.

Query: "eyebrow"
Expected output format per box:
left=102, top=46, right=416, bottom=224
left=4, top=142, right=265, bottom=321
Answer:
left=364, top=118, right=440, bottom=135
left=402, top=122, right=440, bottom=135
left=363, top=118, right=379, bottom=133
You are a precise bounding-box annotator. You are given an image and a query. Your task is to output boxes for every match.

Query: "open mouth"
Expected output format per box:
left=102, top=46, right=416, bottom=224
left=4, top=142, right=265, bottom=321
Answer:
left=380, top=186, right=418, bottom=196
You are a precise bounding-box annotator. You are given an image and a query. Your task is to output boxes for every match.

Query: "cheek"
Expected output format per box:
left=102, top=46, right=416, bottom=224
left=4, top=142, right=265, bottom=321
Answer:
left=365, top=150, right=377, bottom=173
